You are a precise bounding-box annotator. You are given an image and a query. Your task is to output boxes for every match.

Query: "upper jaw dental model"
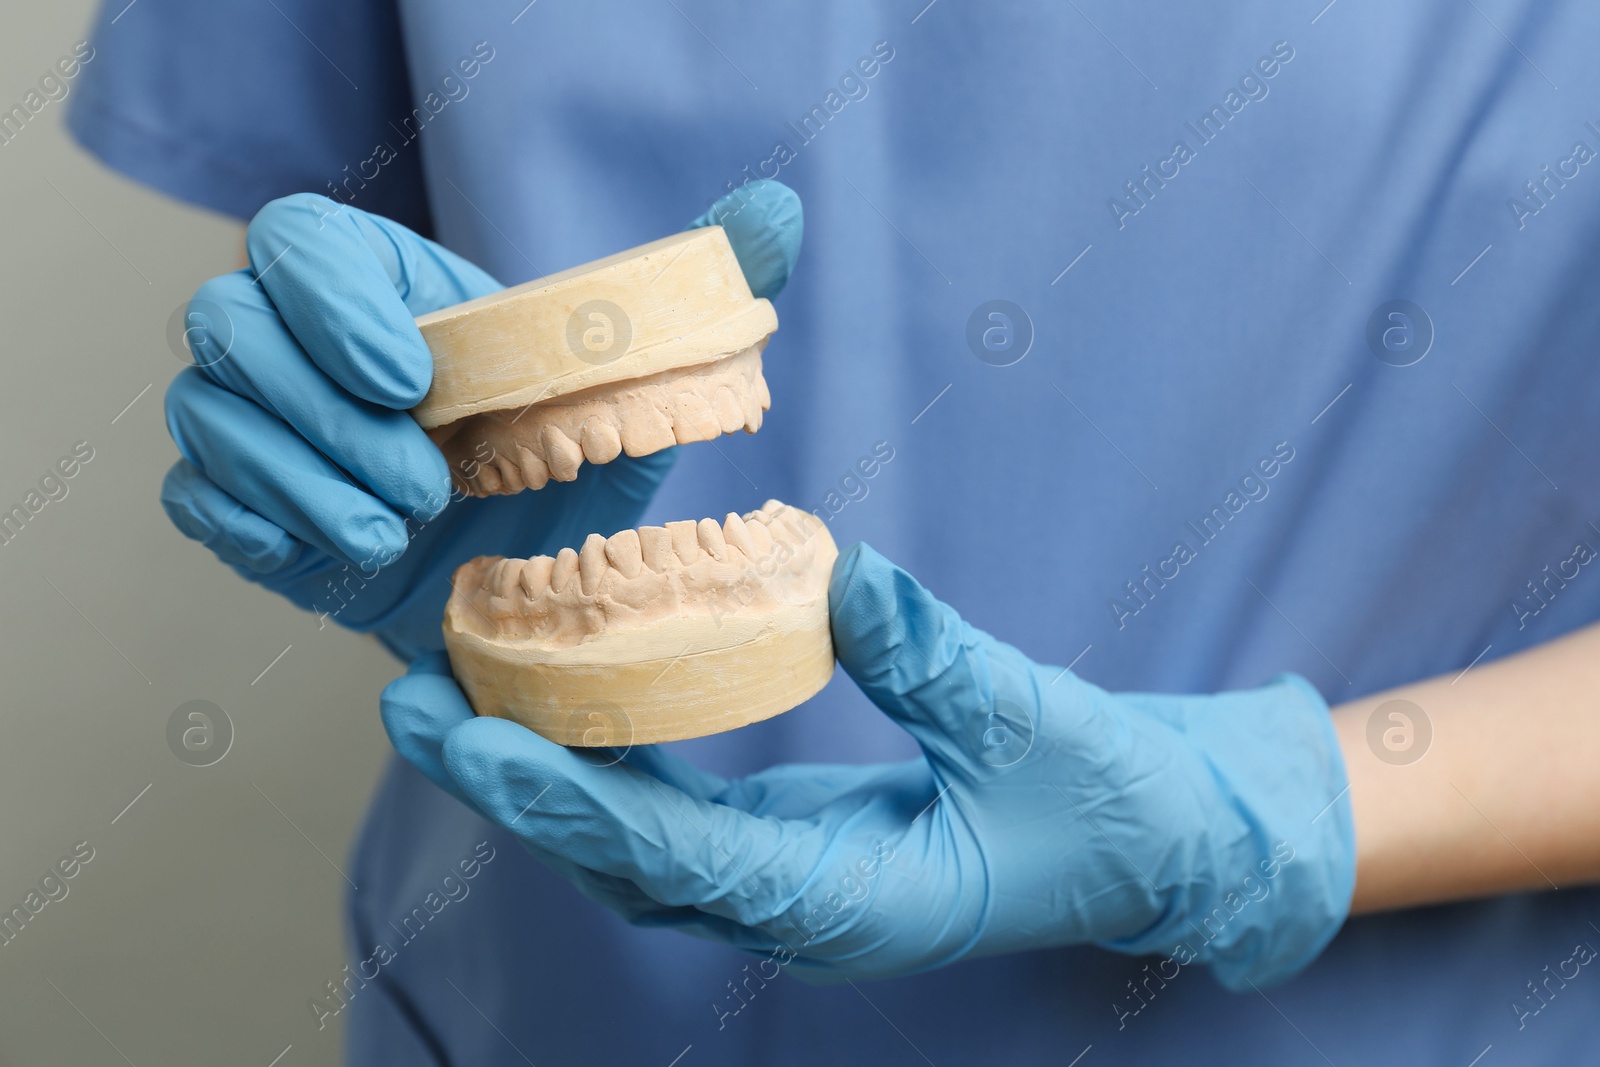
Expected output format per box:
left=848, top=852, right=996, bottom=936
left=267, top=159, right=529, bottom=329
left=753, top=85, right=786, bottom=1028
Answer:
left=411, top=225, right=775, bottom=496
left=444, top=501, right=837, bottom=746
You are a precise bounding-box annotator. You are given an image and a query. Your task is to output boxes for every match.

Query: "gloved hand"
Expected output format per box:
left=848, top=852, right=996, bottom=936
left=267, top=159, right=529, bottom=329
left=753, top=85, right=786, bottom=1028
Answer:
left=162, top=181, right=802, bottom=658
left=380, top=543, right=1356, bottom=989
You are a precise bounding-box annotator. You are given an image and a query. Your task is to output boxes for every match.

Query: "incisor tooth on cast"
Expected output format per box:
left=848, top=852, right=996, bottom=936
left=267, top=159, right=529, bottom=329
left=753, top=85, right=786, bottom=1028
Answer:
left=580, top=417, right=622, bottom=464
left=674, top=392, right=721, bottom=443
left=605, top=529, right=644, bottom=578
left=667, top=520, right=701, bottom=564
left=520, top=555, right=554, bottom=595
left=638, top=526, right=674, bottom=572
left=621, top=406, right=677, bottom=457
left=697, top=517, right=728, bottom=560
left=551, top=546, right=579, bottom=592
left=579, top=533, right=608, bottom=595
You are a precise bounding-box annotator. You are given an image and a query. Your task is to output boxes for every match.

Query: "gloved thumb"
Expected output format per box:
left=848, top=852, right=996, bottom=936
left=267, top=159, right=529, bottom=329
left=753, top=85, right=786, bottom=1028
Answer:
left=244, top=193, right=503, bottom=408
left=688, top=179, right=803, bottom=300
left=829, top=543, right=1043, bottom=777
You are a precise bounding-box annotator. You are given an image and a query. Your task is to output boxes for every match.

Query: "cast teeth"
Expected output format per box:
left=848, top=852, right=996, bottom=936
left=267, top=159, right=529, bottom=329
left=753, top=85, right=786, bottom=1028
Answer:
left=743, top=515, right=773, bottom=557
left=551, top=546, right=579, bottom=593
left=605, top=528, right=644, bottom=578
left=542, top=425, right=583, bottom=482
left=456, top=500, right=830, bottom=644
left=519, top=555, right=554, bottom=596
left=722, top=512, right=756, bottom=557
left=638, top=525, right=674, bottom=571
left=431, top=345, right=771, bottom=498
left=578, top=533, right=608, bottom=596
left=674, top=392, right=721, bottom=444
left=666, top=520, right=700, bottom=565
left=696, top=517, right=728, bottom=561
left=517, top=446, right=550, bottom=490
left=581, top=416, right=622, bottom=464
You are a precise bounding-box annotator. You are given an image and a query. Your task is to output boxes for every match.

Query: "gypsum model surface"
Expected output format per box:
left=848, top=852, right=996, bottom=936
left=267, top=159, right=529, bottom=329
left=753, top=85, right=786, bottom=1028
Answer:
left=444, top=500, right=836, bottom=746
left=411, top=226, right=777, bottom=496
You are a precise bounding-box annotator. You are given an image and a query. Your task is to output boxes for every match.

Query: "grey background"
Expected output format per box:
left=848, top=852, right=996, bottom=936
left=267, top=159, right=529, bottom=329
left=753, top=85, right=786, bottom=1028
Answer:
left=1, top=4, right=394, bottom=1064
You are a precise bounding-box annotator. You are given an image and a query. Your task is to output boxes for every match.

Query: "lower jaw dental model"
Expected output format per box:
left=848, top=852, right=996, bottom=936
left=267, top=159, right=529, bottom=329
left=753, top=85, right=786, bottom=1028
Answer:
left=443, top=501, right=837, bottom=745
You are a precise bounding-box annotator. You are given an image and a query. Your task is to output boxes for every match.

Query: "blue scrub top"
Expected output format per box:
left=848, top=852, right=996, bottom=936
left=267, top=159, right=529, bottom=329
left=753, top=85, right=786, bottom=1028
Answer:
left=72, top=0, right=1600, bottom=1062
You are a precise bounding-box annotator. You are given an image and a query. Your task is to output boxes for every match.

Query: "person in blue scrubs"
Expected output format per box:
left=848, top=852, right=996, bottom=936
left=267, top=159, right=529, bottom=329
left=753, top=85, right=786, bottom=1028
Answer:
left=71, top=1, right=1600, bottom=1063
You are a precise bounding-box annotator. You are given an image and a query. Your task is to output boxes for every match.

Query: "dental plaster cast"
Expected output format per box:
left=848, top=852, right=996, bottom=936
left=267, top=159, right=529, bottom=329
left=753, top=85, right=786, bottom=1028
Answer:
left=443, top=501, right=837, bottom=745
left=411, top=226, right=776, bottom=496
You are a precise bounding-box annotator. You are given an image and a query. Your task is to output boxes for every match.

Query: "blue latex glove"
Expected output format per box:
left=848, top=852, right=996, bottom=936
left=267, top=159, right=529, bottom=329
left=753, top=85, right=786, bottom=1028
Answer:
left=380, top=543, right=1356, bottom=989
left=161, top=181, right=803, bottom=658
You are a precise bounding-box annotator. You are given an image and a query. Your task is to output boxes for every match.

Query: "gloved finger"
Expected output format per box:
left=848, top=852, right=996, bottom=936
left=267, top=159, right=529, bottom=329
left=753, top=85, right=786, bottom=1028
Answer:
left=244, top=194, right=501, bottom=408
left=619, top=745, right=729, bottom=802
left=377, top=665, right=683, bottom=923
left=829, top=542, right=1051, bottom=777
left=166, top=369, right=408, bottom=566
left=159, top=459, right=303, bottom=573
left=596, top=754, right=897, bottom=852
left=380, top=659, right=478, bottom=806
left=688, top=179, right=803, bottom=300
left=442, top=716, right=829, bottom=930
left=187, top=271, right=451, bottom=520
left=724, top=759, right=927, bottom=820
left=625, top=901, right=798, bottom=953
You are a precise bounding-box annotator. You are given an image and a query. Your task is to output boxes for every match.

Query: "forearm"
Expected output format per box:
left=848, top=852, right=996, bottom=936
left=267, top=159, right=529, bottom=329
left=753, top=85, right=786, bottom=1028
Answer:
left=1333, top=620, right=1600, bottom=914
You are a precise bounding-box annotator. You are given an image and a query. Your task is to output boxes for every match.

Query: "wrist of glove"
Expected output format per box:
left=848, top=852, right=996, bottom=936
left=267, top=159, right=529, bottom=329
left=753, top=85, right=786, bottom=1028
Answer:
left=1050, top=676, right=1353, bottom=988
left=381, top=543, right=1355, bottom=989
